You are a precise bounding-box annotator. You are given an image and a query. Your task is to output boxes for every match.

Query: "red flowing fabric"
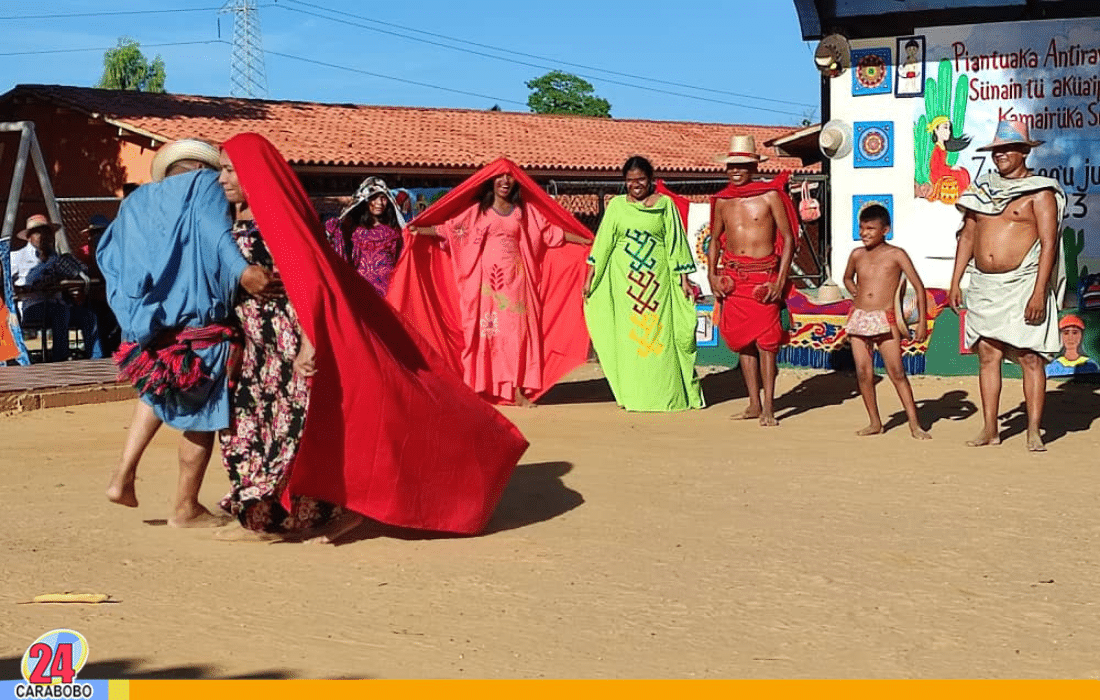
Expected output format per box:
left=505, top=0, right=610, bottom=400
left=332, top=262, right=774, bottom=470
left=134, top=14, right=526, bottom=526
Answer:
left=388, top=157, right=593, bottom=403
left=221, top=134, right=528, bottom=535
left=655, top=180, right=690, bottom=229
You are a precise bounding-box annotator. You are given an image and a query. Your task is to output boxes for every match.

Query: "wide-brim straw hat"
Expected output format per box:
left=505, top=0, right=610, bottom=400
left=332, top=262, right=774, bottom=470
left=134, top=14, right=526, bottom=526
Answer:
left=15, top=213, right=61, bottom=240
left=976, top=118, right=1044, bottom=152
left=716, top=134, right=768, bottom=165
left=150, top=139, right=222, bottom=182
left=819, top=120, right=853, bottom=159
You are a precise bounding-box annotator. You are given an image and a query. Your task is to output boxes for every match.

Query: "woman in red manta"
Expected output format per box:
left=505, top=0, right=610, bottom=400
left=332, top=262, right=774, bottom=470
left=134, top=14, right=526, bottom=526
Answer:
left=215, top=133, right=528, bottom=542
left=390, top=158, right=593, bottom=406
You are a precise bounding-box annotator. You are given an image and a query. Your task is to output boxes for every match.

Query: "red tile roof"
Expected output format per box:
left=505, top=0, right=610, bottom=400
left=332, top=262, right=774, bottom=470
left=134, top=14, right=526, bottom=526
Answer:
left=2, top=85, right=817, bottom=176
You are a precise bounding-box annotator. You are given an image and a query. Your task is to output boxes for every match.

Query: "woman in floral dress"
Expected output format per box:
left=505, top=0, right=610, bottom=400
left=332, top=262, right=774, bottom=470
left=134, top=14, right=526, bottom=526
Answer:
left=324, top=177, right=404, bottom=296
left=215, top=147, right=346, bottom=541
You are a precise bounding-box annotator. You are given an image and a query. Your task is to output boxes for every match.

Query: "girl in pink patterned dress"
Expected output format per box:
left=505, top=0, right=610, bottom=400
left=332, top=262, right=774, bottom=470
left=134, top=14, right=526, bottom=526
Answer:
left=324, top=177, right=405, bottom=296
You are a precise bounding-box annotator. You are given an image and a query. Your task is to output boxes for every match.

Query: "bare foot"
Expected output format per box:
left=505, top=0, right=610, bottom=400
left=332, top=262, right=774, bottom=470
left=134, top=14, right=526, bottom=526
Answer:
left=1026, top=430, right=1046, bottom=452
left=105, top=473, right=138, bottom=508
left=307, top=512, right=366, bottom=545
left=965, top=430, right=1001, bottom=447
left=910, top=425, right=932, bottom=440
left=734, top=406, right=762, bottom=420
left=169, top=505, right=232, bottom=529
left=856, top=424, right=884, bottom=436
left=513, top=390, right=537, bottom=408
left=759, top=412, right=779, bottom=427
left=212, top=523, right=284, bottom=542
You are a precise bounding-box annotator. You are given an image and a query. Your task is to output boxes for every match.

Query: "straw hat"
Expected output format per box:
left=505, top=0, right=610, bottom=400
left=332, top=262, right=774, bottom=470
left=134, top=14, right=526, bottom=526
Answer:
left=15, top=213, right=61, bottom=240
left=150, top=139, right=222, bottom=182
left=716, top=134, right=768, bottom=165
left=976, top=118, right=1044, bottom=152
left=819, top=120, right=853, bottom=159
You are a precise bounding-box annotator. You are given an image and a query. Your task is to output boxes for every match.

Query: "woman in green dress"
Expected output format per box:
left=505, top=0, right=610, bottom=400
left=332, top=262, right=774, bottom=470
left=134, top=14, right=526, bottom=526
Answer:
left=583, top=156, right=704, bottom=411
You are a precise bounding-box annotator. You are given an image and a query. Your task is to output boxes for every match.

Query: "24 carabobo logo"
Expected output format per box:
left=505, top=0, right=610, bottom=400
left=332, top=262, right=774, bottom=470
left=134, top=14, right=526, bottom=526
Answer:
left=15, top=629, right=93, bottom=698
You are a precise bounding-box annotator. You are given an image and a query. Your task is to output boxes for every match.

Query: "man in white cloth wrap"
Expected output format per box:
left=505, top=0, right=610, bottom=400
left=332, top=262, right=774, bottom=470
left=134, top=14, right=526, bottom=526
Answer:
left=948, top=118, right=1066, bottom=452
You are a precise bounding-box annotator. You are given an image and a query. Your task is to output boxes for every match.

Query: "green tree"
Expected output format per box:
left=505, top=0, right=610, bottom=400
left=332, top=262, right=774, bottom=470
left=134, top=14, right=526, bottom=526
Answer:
left=96, top=38, right=167, bottom=92
left=526, top=71, right=611, bottom=117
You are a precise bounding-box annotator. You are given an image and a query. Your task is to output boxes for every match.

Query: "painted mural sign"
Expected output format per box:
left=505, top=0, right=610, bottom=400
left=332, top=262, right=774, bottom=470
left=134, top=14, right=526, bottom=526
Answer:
left=911, top=18, right=1100, bottom=376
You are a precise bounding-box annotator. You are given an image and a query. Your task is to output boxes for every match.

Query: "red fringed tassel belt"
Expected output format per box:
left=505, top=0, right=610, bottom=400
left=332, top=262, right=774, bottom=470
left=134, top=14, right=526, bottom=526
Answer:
left=114, top=323, right=243, bottom=407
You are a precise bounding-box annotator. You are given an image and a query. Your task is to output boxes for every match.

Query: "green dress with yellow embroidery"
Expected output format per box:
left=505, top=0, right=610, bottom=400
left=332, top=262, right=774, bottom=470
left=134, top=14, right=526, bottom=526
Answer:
left=584, top=194, right=704, bottom=411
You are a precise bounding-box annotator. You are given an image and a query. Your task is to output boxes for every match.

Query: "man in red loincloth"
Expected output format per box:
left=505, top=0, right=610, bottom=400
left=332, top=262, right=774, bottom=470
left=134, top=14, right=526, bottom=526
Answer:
left=708, top=134, right=797, bottom=426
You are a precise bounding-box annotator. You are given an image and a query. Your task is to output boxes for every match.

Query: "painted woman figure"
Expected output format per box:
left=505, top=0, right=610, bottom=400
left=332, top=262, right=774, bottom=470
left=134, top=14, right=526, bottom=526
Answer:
left=927, top=116, right=971, bottom=199
left=391, top=158, right=592, bottom=406
left=213, top=133, right=528, bottom=542
left=583, top=156, right=704, bottom=411
left=324, top=177, right=405, bottom=296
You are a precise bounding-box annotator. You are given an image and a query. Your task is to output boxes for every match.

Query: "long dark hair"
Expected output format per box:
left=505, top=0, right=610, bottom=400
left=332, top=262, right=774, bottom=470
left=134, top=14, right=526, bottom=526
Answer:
left=477, top=176, right=523, bottom=214
left=338, top=193, right=399, bottom=255
left=621, top=155, right=655, bottom=195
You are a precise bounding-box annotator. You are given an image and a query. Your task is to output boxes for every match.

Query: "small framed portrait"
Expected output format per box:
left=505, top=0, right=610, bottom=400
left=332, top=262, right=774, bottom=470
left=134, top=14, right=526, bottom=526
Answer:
left=895, top=35, right=926, bottom=98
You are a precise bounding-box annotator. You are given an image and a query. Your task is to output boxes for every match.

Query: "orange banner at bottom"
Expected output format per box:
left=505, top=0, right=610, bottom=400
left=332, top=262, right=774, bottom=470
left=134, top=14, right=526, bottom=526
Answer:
left=122, top=679, right=1099, bottom=700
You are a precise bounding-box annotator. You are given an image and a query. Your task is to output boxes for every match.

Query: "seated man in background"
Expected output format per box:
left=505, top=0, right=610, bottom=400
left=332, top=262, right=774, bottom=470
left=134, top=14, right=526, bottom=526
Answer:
left=9, top=214, right=102, bottom=361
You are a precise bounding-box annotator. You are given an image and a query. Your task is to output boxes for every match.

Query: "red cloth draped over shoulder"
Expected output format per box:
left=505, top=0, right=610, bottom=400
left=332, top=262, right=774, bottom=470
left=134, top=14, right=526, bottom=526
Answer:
left=709, top=172, right=798, bottom=259
left=387, top=157, right=594, bottom=403
left=655, top=180, right=690, bottom=229
left=221, top=133, right=528, bottom=535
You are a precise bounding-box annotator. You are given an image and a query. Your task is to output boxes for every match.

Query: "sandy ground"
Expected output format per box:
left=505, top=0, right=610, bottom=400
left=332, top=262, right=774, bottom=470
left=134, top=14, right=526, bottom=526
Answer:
left=2, top=365, right=1099, bottom=679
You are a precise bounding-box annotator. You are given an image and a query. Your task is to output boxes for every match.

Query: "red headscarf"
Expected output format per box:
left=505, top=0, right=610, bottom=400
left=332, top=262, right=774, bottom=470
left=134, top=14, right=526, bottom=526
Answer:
left=221, top=133, right=528, bottom=534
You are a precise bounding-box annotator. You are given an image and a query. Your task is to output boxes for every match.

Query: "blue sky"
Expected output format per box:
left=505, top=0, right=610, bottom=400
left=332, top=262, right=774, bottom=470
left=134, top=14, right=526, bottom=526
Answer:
left=0, top=1, right=821, bottom=126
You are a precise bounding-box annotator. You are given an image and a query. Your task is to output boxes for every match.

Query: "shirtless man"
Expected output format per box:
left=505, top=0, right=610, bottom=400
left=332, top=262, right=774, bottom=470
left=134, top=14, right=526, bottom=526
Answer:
left=843, top=204, right=930, bottom=439
left=708, top=135, right=796, bottom=426
left=101, top=139, right=280, bottom=525
left=948, top=119, right=1066, bottom=451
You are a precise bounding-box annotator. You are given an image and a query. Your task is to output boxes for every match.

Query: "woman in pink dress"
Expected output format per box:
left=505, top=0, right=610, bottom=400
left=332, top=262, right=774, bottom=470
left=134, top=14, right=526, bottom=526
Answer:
left=408, top=171, right=589, bottom=406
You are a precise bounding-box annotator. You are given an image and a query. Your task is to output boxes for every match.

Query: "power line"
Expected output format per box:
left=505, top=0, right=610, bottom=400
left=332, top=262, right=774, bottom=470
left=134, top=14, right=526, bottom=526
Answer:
left=275, top=3, right=808, bottom=118
left=279, top=0, right=817, bottom=110
left=0, top=6, right=272, bottom=20
left=263, top=49, right=529, bottom=108
left=0, top=40, right=228, bottom=57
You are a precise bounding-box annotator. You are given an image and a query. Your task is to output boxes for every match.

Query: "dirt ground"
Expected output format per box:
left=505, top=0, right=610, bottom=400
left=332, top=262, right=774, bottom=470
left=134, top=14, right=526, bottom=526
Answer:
left=2, top=365, right=1099, bottom=679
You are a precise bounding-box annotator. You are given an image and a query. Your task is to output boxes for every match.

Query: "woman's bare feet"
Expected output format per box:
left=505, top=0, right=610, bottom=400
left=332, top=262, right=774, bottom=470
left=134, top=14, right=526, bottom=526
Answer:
left=212, top=522, right=284, bottom=542
left=106, top=472, right=138, bottom=508
left=307, top=512, right=366, bottom=545
left=856, top=424, right=884, bottom=436
left=1026, top=429, right=1046, bottom=452
left=759, top=412, right=779, bottom=427
left=965, top=429, right=1001, bottom=447
left=513, top=389, right=536, bottom=408
left=169, top=504, right=231, bottom=528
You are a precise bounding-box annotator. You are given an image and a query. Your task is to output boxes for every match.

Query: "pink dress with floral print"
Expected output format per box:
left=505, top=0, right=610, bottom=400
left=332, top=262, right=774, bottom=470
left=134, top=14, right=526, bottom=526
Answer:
left=218, top=220, right=337, bottom=534
left=438, top=204, right=565, bottom=401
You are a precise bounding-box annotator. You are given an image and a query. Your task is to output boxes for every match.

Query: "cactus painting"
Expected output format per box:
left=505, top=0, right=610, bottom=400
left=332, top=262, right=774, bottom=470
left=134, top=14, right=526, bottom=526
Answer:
left=914, top=59, right=971, bottom=204
left=1063, top=225, right=1085, bottom=293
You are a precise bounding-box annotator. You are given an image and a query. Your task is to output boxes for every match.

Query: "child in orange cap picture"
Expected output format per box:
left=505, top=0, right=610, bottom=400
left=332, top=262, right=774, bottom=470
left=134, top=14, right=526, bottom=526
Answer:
left=1046, top=314, right=1100, bottom=377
